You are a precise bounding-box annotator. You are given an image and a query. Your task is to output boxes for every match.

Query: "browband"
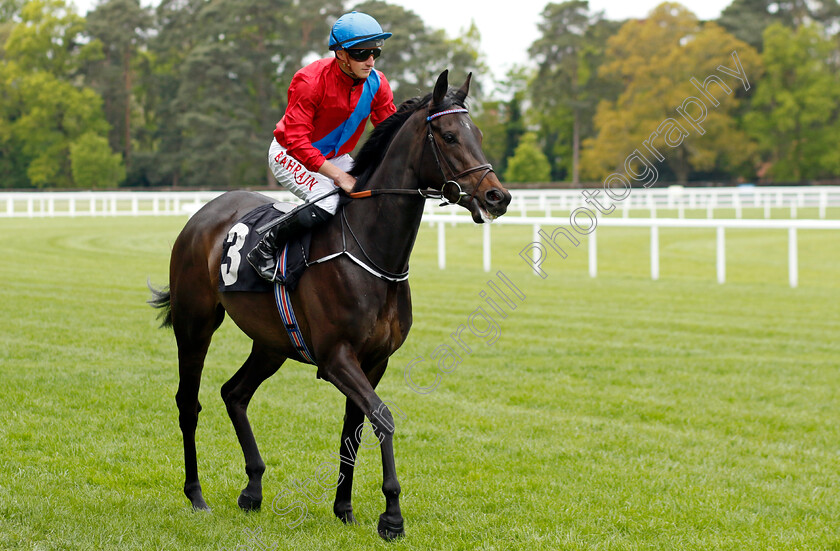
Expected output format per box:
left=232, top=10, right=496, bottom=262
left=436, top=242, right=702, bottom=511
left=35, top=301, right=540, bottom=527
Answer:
left=426, top=108, right=469, bottom=121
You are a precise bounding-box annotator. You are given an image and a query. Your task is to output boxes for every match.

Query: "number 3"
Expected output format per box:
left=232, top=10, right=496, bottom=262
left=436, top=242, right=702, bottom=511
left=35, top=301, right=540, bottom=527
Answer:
left=221, top=222, right=249, bottom=286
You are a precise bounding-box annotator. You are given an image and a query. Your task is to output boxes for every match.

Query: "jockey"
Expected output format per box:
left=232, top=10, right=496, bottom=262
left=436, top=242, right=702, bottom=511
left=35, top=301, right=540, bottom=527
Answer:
left=248, top=11, right=397, bottom=282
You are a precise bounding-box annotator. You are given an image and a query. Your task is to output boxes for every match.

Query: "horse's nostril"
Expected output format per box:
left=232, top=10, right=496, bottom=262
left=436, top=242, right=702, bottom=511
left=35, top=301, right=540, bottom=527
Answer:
left=485, top=189, right=504, bottom=204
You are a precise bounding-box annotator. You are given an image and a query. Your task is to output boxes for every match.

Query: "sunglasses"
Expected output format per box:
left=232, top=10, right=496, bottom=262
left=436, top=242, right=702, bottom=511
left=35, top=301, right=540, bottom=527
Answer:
left=346, top=48, right=381, bottom=62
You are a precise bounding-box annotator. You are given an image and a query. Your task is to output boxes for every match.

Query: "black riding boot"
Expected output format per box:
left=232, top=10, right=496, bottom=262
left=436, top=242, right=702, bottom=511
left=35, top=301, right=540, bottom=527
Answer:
left=247, top=202, right=332, bottom=282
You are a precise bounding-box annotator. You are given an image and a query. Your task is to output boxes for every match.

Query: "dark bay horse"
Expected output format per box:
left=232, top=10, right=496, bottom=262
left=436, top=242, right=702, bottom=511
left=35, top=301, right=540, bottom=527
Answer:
left=149, top=70, right=511, bottom=540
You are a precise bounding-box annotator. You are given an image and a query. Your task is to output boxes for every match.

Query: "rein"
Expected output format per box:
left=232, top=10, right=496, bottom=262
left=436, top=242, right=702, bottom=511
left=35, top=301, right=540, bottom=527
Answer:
left=305, top=208, right=410, bottom=282
left=320, top=106, right=493, bottom=281
left=346, top=106, right=494, bottom=206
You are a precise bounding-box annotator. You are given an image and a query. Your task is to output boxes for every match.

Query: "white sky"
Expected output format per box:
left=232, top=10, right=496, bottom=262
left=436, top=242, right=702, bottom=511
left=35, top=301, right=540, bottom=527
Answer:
left=385, top=0, right=733, bottom=82
left=70, top=0, right=734, bottom=87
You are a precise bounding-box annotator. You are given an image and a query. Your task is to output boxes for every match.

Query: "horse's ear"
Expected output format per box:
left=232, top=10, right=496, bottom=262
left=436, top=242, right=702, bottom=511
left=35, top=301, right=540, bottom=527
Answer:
left=432, top=70, right=449, bottom=106
left=454, top=72, right=472, bottom=103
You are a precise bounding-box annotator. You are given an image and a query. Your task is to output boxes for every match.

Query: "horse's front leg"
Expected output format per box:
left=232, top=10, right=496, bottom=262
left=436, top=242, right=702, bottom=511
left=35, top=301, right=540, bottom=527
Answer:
left=371, top=401, right=402, bottom=540
left=324, top=349, right=404, bottom=540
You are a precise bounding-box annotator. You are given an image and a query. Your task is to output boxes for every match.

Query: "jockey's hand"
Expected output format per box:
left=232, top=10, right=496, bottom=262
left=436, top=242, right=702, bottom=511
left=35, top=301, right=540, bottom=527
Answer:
left=333, top=171, right=357, bottom=193
left=318, top=160, right=357, bottom=193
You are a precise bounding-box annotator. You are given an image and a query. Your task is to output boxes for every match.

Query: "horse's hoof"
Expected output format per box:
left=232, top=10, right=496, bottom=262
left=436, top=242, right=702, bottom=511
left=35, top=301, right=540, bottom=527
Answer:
left=335, top=509, right=358, bottom=525
left=377, top=514, right=405, bottom=540
left=237, top=492, right=262, bottom=512
left=190, top=498, right=211, bottom=512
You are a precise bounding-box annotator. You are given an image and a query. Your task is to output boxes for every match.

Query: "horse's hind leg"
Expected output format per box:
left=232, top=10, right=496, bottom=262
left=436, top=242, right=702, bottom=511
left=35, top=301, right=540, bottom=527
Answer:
left=333, top=397, right=365, bottom=524
left=173, top=302, right=225, bottom=511
left=221, top=343, right=284, bottom=511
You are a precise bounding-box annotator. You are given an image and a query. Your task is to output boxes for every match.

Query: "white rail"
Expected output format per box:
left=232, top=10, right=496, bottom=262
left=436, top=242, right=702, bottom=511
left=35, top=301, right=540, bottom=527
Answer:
left=2, top=186, right=839, bottom=219
left=424, top=214, right=840, bottom=289
left=490, top=185, right=840, bottom=220
left=2, top=190, right=837, bottom=288
left=0, top=190, right=298, bottom=218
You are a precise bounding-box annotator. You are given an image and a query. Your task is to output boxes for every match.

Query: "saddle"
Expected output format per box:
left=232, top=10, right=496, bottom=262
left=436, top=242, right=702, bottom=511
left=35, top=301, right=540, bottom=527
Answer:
left=219, top=202, right=311, bottom=293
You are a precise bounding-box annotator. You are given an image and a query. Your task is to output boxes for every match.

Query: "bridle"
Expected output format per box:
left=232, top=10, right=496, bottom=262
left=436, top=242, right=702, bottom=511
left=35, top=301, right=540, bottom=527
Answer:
left=347, top=106, right=494, bottom=206
left=424, top=107, right=494, bottom=206
left=330, top=105, right=496, bottom=281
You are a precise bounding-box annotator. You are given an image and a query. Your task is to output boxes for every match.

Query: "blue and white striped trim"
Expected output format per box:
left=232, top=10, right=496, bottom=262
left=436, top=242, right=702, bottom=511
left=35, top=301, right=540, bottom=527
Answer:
left=426, top=108, right=469, bottom=121
left=273, top=243, right=316, bottom=365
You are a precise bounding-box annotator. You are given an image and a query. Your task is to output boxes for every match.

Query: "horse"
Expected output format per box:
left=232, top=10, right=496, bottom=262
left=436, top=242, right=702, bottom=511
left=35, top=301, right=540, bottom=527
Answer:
left=148, top=70, right=511, bottom=540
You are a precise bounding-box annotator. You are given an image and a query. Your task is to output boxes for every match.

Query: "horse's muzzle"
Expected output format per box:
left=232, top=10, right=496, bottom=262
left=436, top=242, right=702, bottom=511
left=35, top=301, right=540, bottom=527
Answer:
left=482, top=187, right=511, bottom=218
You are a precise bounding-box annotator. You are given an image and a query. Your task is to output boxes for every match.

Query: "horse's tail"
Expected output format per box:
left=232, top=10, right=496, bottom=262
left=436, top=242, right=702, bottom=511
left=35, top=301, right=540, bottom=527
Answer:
left=147, top=279, right=173, bottom=329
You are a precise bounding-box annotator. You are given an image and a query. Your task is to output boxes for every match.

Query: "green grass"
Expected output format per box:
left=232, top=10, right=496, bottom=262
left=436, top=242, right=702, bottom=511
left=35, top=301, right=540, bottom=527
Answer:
left=0, top=214, right=838, bottom=550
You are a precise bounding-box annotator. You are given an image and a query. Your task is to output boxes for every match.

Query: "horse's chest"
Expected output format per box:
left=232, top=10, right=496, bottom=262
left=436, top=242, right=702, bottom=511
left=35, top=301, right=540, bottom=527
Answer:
left=360, top=291, right=411, bottom=352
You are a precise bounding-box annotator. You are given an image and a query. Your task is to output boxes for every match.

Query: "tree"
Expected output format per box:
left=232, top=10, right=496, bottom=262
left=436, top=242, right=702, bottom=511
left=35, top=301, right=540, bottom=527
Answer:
left=0, top=0, right=114, bottom=188
left=717, top=0, right=785, bottom=51
left=580, top=3, right=762, bottom=184
left=70, top=132, right=126, bottom=187
left=471, top=99, right=508, bottom=175
left=744, top=23, right=840, bottom=180
left=84, top=0, right=153, bottom=171
left=528, top=1, right=620, bottom=184
left=503, top=132, right=551, bottom=183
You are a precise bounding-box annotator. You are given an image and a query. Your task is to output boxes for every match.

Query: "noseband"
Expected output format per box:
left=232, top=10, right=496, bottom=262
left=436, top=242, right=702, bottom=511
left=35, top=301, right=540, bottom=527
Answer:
left=425, top=108, right=494, bottom=206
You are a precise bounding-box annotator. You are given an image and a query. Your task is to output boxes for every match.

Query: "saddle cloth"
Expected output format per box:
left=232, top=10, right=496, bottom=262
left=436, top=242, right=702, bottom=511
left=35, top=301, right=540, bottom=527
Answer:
left=218, top=202, right=311, bottom=293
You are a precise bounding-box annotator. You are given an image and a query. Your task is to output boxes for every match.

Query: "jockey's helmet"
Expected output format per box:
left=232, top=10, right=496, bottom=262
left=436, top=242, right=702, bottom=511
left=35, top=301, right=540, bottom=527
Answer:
left=329, top=12, right=392, bottom=51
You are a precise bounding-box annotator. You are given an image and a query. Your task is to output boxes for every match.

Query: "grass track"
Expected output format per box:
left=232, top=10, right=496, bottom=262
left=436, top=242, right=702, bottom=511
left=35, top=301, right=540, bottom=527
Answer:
left=0, top=214, right=838, bottom=550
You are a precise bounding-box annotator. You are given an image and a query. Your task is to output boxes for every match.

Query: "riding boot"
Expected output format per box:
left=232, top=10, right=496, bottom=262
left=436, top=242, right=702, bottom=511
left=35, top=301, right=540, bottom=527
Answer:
left=247, top=202, right=333, bottom=282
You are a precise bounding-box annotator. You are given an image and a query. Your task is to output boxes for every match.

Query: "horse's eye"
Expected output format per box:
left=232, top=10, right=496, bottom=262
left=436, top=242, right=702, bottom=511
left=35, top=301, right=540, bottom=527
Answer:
left=442, top=132, right=458, bottom=144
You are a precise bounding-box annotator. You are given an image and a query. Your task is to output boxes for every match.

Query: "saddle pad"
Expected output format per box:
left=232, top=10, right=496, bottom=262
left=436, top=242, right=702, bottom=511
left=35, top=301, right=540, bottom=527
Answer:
left=219, top=202, right=311, bottom=293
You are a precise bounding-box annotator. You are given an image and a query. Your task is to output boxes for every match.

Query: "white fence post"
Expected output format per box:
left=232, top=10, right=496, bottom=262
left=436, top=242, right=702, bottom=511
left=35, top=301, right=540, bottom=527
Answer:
left=483, top=223, right=491, bottom=272
left=650, top=225, right=659, bottom=281
left=2, top=189, right=839, bottom=291
left=437, top=221, right=446, bottom=270
left=789, top=227, right=798, bottom=288
left=716, top=226, right=726, bottom=284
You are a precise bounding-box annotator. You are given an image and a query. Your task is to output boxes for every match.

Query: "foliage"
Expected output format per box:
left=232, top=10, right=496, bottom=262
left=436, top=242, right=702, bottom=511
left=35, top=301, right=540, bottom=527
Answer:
left=580, top=3, right=762, bottom=184
left=471, top=99, right=508, bottom=173
left=83, top=0, right=153, bottom=168
left=70, top=131, right=126, bottom=188
left=718, top=0, right=840, bottom=51
left=744, top=23, right=840, bottom=181
left=529, top=1, right=621, bottom=183
left=0, top=0, right=111, bottom=188
left=2, top=0, right=840, bottom=187
left=503, top=132, right=552, bottom=182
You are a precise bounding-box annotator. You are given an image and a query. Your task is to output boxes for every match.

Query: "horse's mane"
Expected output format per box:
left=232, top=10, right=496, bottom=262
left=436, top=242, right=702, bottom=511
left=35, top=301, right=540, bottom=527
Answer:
left=349, top=90, right=466, bottom=187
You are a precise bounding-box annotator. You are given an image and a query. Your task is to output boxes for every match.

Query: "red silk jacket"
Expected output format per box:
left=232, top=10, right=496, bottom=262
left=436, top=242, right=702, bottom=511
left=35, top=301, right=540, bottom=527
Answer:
left=274, top=57, right=396, bottom=172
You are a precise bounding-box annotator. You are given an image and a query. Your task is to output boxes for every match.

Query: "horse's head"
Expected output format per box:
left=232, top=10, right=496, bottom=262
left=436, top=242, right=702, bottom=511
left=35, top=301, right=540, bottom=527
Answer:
left=424, top=70, right=512, bottom=223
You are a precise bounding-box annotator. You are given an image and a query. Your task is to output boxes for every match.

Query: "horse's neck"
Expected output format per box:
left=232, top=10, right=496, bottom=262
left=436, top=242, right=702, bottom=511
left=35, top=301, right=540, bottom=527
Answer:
left=344, top=151, right=427, bottom=274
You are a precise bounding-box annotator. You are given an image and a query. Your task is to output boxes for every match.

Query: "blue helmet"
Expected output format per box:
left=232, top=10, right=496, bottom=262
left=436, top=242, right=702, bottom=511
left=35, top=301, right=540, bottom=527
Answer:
left=329, top=12, right=392, bottom=51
